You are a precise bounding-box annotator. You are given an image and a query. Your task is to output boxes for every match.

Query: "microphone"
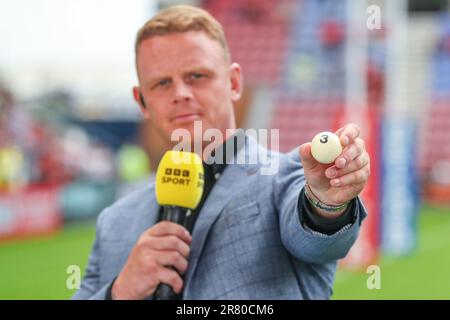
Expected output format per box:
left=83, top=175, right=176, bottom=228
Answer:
left=154, top=150, right=204, bottom=300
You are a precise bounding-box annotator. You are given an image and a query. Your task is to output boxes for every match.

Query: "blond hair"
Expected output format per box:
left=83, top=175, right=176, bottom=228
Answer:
left=135, top=5, right=230, bottom=61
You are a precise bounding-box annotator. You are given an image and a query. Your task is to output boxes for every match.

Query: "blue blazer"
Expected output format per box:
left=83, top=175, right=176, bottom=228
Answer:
left=73, top=136, right=367, bottom=299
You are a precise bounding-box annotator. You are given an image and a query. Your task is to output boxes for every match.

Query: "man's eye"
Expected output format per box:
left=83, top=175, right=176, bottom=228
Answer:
left=154, top=79, right=170, bottom=88
left=190, top=73, right=204, bottom=79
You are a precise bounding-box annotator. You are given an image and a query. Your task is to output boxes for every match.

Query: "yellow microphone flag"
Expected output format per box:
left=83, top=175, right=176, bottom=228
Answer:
left=155, top=151, right=204, bottom=209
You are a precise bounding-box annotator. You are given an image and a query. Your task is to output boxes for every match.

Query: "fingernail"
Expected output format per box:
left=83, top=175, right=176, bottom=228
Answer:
left=343, top=136, right=349, bottom=145
left=331, top=179, right=341, bottom=186
left=327, top=168, right=337, bottom=178
left=338, top=158, right=347, bottom=168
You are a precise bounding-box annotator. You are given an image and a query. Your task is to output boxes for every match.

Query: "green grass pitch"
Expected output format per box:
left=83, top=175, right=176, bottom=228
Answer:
left=0, top=205, right=449, bottom=299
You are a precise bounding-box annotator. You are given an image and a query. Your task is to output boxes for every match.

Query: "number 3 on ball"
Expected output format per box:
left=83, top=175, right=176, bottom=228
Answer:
left=311, top=131, right=342, bottom=164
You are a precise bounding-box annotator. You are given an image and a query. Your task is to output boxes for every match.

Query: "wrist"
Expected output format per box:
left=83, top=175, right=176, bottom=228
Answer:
left=111, top=276, right=132, bottom=300
left=304, top=183, right=349, bottom=214
left=110, top=280, right=121, bottom=300
left=309, top=201, right=348, bottom=219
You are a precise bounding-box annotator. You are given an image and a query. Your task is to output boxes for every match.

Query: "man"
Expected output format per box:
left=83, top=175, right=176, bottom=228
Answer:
left=73, top=5, right=370, bottom=300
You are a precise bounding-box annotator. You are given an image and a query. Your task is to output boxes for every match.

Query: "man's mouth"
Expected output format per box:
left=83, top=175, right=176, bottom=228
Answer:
left=171, top=113, right=203, bottom=124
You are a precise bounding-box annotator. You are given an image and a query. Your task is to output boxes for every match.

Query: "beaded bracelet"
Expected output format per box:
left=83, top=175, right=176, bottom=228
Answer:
left=304, top=183, right=349, bottom=212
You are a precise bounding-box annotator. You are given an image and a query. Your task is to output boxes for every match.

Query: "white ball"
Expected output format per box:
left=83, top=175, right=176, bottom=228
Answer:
left=311, top=131, right=343, bottom=164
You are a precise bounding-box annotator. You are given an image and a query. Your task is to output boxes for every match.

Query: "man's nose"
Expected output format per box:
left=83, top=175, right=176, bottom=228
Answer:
left=172, top=81, right=193, bottom=104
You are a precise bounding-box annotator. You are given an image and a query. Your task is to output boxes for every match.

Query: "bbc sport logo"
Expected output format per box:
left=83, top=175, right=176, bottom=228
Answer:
left=161, top=168, right=204, bottom=186
left=165, top=168, right=191, bottom=177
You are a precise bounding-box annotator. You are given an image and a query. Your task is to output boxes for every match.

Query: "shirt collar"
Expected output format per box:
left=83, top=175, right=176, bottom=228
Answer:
left=204, top=129, right=246, bottom=176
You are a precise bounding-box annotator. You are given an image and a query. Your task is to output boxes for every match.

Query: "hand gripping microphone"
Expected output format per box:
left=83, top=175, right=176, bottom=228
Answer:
left=154, top=150, right=204, bottom=300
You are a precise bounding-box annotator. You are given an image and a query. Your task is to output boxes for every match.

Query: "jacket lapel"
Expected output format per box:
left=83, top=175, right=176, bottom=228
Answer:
left=183, top=136, right=262, bottom=297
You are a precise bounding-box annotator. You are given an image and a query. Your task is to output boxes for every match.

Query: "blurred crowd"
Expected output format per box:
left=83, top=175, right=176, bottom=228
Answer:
left=0, top=84, right=152, bottom=226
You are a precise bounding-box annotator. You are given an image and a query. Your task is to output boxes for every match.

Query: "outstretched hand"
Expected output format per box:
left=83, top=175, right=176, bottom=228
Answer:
left=299, top=124, right=370, bottom=212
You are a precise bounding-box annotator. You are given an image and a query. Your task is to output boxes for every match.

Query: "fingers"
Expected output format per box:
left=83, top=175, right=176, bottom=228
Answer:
left=334, top=137, right=365, bottom=169
left=329, top=163, right=370, bottom=187
left=155, top=268, right=184, bottom=294
left=326, top=151, right=370, bottom=179
left=146, top=235, right=191, bottom=258
left=148, top=221, right=192, bottom=245
left=141, top=222, right=192, bottom=274
left=299, top=142, right=320, bottom=171
left=115, top=222, right=193, bottom=299
left=153, top=251, right=189, bottom=275
left=335, top=123, right=361, bottom=146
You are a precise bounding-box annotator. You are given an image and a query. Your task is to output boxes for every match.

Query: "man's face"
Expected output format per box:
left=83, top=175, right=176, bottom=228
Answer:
left=134, top=31, right=243, bottom=150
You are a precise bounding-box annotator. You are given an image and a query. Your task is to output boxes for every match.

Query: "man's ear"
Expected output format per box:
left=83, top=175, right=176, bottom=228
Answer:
left=229, top=62, right=243, bottom=102
left=139, top=92, right=146, bottom=108
left=133, top=86, right=150, bottom=118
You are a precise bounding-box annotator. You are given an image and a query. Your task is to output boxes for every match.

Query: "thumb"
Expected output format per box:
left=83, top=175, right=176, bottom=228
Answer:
left=299, top=143, right=320, bottom=171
